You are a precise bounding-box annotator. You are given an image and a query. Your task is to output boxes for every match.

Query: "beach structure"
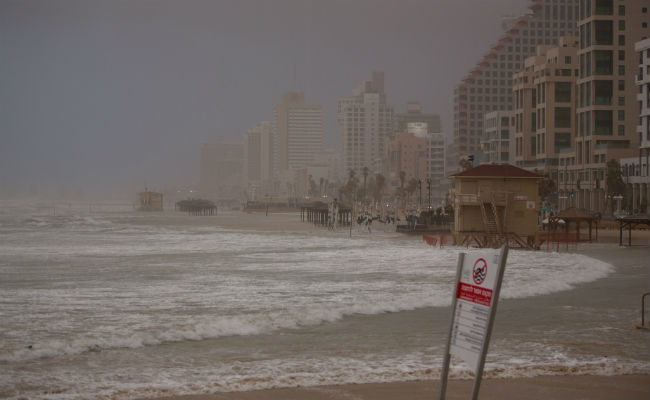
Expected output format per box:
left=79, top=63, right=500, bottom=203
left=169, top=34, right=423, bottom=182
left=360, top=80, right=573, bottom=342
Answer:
left=138, top=190, right=163, bottom=212
left=300, top=200, right=352, bottom=228
left=548, top=207, right=598, bottom=241
left=616, top=213, right=650, bottom=246
left=175, top=199, right=217, bottom=216
left=450, top=164, right=542, bottom=248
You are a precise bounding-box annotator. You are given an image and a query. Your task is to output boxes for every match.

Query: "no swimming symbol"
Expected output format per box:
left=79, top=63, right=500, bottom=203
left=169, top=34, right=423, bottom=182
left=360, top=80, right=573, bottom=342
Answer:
left=472, top=258, right=487, bottom=285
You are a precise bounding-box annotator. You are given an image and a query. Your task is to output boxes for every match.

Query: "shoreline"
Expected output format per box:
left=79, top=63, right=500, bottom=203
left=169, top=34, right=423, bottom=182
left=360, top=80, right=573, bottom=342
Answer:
left=145, top=374, right=649, bottom=400
left=137, top=213, right=649, bottom=400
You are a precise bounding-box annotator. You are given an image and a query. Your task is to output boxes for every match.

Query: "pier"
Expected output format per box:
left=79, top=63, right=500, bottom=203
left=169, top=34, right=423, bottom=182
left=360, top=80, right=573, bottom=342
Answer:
left=175, top=199, right=217, bottom=216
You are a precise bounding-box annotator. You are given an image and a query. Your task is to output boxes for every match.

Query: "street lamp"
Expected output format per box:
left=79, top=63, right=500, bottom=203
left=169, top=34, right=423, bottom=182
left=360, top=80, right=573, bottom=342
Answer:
left=426, top=178, right=432, bottom=209
left=418, top=179, right=422, bottom=209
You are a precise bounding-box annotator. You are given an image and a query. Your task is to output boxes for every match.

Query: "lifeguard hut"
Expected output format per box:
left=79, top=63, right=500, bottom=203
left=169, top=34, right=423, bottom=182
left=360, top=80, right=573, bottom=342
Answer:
left=138, top=190, right=163, bottom=211
left=450, top=164, right=542, bottom=248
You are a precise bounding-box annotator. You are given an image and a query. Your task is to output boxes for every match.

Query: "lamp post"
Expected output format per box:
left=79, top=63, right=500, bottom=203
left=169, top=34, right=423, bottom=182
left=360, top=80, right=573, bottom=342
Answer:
left=418, top=179, right=422, bottom=209
left=426, top=178, right=432, bottom=210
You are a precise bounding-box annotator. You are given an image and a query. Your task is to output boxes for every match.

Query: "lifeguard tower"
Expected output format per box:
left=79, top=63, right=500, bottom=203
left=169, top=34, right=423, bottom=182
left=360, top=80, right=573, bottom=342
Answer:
left=450, top=164, right=542, bottom=248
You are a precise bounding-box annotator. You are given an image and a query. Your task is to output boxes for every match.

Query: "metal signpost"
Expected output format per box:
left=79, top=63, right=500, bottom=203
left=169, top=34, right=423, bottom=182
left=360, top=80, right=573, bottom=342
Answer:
left=439, top=245, right=509, bottom=400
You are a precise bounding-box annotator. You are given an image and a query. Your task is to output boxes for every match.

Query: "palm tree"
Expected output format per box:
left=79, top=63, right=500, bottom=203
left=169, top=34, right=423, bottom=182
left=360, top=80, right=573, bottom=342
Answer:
left=374, top=173, right=386, bottom=204
left=362, top=166, right=369, bottom=203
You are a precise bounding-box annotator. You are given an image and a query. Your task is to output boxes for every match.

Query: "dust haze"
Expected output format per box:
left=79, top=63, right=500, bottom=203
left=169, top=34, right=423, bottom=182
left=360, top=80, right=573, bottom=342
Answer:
left=0, top=0, right=525, bottom=200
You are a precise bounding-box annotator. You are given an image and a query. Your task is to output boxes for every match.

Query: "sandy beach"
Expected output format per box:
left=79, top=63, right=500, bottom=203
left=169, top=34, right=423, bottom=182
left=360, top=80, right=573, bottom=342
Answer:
left=140, top=212, right=649, bottom=400
left=147, top=374, right=648, bottom=400
left=2, top=206, right=648, bottom=400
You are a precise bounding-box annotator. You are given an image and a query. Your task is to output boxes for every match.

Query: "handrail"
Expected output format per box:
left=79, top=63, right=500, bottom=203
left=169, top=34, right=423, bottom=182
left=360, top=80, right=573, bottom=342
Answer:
left=640, top=292, right=650, bottom=329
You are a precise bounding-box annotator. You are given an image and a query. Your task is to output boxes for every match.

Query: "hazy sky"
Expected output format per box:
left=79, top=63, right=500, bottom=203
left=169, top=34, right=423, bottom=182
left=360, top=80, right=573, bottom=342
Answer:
left=1, top=0, right=527, bottom=197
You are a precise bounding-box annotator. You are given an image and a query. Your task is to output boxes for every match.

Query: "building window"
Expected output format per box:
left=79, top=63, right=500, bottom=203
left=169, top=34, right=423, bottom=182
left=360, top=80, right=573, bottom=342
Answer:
left=594, top=80, right=613, bottom=105
left=618, top=5, right=625, bottom=15
left=618, top=96, right=625, bottom=106
left=594, top=51, right=613, bottom=75
left=618, top=110, right=625, bottom=121
left=555, top=82, right=572, bottom=102
left=555, top=107, right=572, bottom=128
left=618, top=80, right=625, bottom=91
left=618, top=20, right=625, bottom=31
left=618, top=65, right=625, bottom=75
left=618, top=35, right=625, bottom=46
left=618, top=125, right=625, bottom=136
left=594, top=110, right=613, bottom=135
left=594, top=20, right=613, bottom=45
left=595, top=0, right=613, bottom=15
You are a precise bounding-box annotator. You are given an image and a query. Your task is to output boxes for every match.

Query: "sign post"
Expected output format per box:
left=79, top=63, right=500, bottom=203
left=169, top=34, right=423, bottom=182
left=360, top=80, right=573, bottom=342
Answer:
left=439, top=245, right=509, bottom=400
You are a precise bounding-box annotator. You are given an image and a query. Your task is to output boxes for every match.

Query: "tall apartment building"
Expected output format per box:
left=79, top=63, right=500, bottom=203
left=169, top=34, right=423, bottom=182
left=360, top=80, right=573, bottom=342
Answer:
left=452, top=0, right=579, bottom=168
left=273, top=92, right=323, bottom=174
left=571, top=0, right=650, bottom=211
left=427, top=132, right=447, bottom=206
left=620, top=35, right=650, bottom=212
left=338, top=72, right=394, bottom=176
left=394, top=102, right=442, bottom=134
left=386, top=123, right=446, bottom=207
left=512, top=37, right=579, bottom=179
left=481, top=111, right=514, bottom=164
left=199, top=140, right=243, bottom=200
left=243, top=121, right=273, bottom=199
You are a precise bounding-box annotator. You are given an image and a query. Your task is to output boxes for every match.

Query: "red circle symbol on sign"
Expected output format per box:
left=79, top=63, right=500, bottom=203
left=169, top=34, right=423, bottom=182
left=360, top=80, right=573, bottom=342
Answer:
left=473, top=258, right=487, bottom=285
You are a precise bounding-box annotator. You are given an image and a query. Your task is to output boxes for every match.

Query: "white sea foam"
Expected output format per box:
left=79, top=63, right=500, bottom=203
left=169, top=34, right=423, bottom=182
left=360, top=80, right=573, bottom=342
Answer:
left=1, top=350, right=646, bottom=400
left=0, top=209, right=633, bottom=400
left=0, top=225, right=615, bottom=363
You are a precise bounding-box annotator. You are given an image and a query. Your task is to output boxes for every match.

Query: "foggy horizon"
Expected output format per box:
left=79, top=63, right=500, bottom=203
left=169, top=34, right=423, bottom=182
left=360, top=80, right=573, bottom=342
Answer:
left=1, top=0, right=527, bottom=199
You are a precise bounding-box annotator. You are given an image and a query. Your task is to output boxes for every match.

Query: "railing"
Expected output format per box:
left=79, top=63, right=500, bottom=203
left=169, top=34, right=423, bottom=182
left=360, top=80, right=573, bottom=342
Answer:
left=638, top=292, right=650, bottom=329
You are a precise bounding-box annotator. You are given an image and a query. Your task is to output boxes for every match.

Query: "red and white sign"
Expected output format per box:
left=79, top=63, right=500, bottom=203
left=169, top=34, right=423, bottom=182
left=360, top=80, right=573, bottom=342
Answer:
left=449, top=249, right=505, bottom=373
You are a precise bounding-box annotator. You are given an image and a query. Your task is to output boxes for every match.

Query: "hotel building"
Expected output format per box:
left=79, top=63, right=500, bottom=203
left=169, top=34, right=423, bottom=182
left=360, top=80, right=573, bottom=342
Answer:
left=338, top=72, right=394, bottom=176
left=452, top=0, right=579, bottom=168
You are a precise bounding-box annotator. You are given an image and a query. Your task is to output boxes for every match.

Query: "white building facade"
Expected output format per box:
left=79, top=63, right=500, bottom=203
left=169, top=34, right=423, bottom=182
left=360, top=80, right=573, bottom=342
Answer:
left=338, top=71, right=394, bottom=176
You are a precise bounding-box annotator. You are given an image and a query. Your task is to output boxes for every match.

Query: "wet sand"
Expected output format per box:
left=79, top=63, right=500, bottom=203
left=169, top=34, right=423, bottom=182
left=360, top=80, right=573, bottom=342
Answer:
left=148, top=374, right=648, bottom=400
left=145, top=211, right=649, bottom=400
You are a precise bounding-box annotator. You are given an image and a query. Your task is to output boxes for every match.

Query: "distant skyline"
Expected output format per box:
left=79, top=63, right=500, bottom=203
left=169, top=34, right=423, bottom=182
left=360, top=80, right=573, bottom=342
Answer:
left=1, top=0, right=527, bottom=197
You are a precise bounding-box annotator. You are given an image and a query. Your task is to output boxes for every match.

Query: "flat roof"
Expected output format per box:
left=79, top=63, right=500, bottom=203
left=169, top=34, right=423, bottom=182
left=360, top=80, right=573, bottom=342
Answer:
left=450, top=164, right=543, bottom=179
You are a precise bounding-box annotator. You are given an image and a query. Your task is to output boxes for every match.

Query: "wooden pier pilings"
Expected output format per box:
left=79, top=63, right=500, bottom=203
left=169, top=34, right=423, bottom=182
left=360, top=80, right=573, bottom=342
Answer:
left=175, top=199, right=217, bottom=216
left=300, top=205, right=352, bottom=227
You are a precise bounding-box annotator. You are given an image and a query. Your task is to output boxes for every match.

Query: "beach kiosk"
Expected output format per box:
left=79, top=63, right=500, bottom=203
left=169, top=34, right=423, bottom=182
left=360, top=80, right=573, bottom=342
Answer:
left=138, top=190, right=163, bottom=212
left=450, top=164, right=542, bottom=248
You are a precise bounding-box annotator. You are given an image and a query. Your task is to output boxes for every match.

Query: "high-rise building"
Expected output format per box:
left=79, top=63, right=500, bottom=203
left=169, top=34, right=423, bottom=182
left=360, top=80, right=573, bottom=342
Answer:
left=199, top=140, right=243, bottom=200
left=273, top=92, right=323, bottom=174
left=512, top=37, right=579, bottom=177
left=620, top=34, right=650, bottom=212
left=394, top=102, right=442, bottom=134
left=427, top=132, right=447, bottom=206
left=481, top=111, right=514, bottom=164
left=243, top=121, right=272, bottom=199
left=452, top=0, right=579, bottom=167
left=338, top=71, right=394, bottom=176
left=572, top=0, right=650, bottom=211
left=386, top=123, right=447, bottom=207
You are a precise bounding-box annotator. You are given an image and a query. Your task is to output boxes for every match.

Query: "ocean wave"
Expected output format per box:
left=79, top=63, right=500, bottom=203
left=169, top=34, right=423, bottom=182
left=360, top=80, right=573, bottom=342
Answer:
left=1, top=296, right=441, bottom=363
left=1, top=353, right=646, bottom=400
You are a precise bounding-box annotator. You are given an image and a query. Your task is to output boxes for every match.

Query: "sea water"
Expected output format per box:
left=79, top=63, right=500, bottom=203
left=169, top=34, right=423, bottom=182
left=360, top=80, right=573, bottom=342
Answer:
left=0, top=202, right=647, bottom=399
